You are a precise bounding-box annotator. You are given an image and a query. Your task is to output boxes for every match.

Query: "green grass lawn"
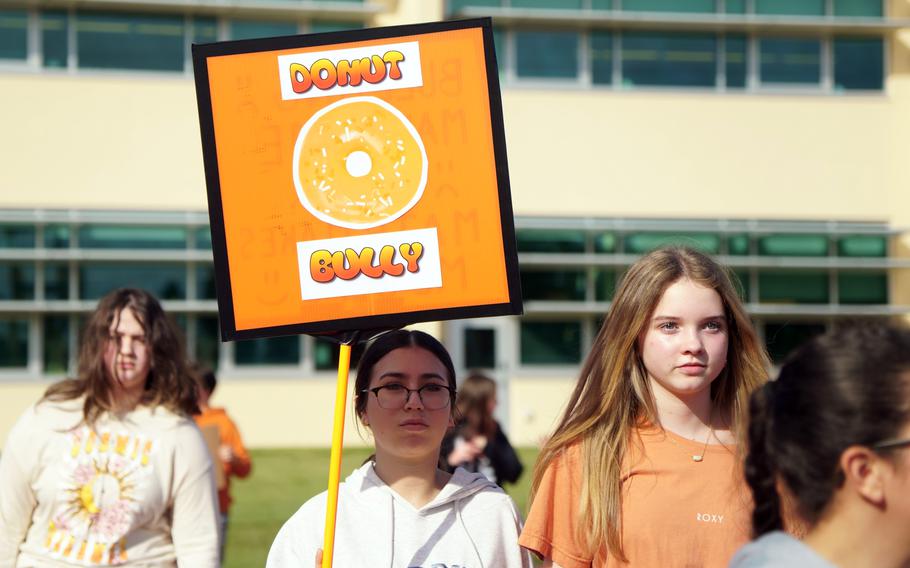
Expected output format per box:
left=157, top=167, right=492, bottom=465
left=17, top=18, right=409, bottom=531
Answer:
left=223, top=447, right=540, bottom=568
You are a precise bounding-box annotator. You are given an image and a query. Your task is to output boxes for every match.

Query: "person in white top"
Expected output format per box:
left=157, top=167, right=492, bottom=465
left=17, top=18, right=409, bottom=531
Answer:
left=267, top=329, right=532, bottom=568
left=0, top=288, right=219, bottom=567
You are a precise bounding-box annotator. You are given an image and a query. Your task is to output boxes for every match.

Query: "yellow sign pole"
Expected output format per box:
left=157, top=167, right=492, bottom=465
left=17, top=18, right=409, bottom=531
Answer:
left=321, top=342, right=352, bottom=568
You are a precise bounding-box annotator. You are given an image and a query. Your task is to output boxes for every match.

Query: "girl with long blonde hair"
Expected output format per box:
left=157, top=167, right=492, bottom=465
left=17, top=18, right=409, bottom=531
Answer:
left=519, top=246, right=769, bottom=567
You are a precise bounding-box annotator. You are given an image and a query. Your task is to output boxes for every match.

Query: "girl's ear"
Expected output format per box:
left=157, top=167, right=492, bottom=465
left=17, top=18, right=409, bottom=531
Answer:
left=841, top=446, right=887, bottom=508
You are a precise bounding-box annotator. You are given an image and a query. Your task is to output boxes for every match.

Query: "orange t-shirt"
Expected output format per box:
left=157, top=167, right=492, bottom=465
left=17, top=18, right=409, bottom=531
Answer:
left=194, top=407, right=252, bottom=514
left=519, top=426, right=752, bottom=568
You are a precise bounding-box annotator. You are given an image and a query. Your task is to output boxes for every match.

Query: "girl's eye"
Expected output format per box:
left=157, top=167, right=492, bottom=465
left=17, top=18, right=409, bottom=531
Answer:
left=658, top=322, right=678, bottom=331
left=705, top=321, right=724, bottom=331
left=422, top=384, right=446, bottom=393
left=383, top=384, right=407, bottom=392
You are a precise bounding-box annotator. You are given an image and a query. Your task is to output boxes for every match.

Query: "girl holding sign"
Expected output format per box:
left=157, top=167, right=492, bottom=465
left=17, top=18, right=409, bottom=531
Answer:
left=731, top=323, right=910, bottom=567
left=519, top=247, right=769, bottom=567
left=267, top=329, right=531, bottom=568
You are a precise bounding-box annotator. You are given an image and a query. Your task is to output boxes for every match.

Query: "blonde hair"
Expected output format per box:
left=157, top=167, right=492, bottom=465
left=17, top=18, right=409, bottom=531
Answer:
left=529, top=246, right=769, bottom=560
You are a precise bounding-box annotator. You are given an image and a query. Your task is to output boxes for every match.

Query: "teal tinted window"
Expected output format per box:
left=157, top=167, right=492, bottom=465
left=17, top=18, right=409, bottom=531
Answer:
left=0, top=10, right=28, bottom=60
left=314, top=337, right=364, bottom=370
left=591, top=0, right=613, bottom=7
left=195, top=227, right=213, bottom=250
left=515, top=31, right=578, bottom=79
left=44, top=225, right=70, bottom=248
left=624, top=233, right=720, bottom=254
left=0, top=262, right=35, bottom=300
left=80, top=263, right=186, bottom=300
left=192, top=17, right=217, bottom=44
left=621, top=0, right=715, bottom=12
left=759, top=271, right=829, bottom=303
left=834, top=37, right=883, bottom=90
left=728, top=234, right=750, bottom=255
left=310, top=21, right=362, bottom=33
left=726, top=0, right=747, bottom=12
left=0, top=225, right=36, bottom=248
left=512, top=0, right=582, bottom=7
left=230, top=20, right=297, bottom=40
left=520, top=320, right=582, bottom=365
left=235, top=335, right=300, bottom=365
left=591, top=32, right=613, bottom=85
left=196, top=316, right=220, bottom=369
left=463, top=328, right=495, bottom=369
left=765, top=322, right=825, bottom=363
left=516, top=229, right=585, bottom=253
left=622, top=32, right=716, bottom=87
left=196, top=264, right=217, bottom=299
left=77, top=12, right=185, bottom=71
left=521, top=270, right=586, bottom=301
left=838, top=235, right=886, bottom=257
left=0, top=319, right=28, bottom=367
left=732, top=269, right=750, bottom=301
left=78, top=225, right=187, bottom=249
left=44, top=263, right=69, bottom=300
left=594, top=232, right=616, bottom=253
left=42, top=12, right=69, bottom=68
left=760, top=38, right=821, bottom=85
left=838, top=272, right=887, bottom=304
left=833, top=0, right=882, bottom=16
left=755, top=0, right=824, bottom=15
left=447, top=0, right=502, bottom=13
left=725, top=35, right=747, bottom=88
left=492, top=28, right=504, bottom=65
left=43, top=315, right=70, bottom=373
left=595, top=269, right=617, bottom=301
left=758, top=234, right=828, bottom=256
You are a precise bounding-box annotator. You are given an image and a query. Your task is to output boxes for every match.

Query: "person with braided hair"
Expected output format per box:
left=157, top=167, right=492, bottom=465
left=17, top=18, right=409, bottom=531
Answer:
left=731, top=322, right=910, bottom=568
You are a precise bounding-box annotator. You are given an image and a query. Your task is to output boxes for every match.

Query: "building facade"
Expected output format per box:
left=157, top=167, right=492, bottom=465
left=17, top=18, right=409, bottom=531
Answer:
left=1, top=0, right=909, bottom=447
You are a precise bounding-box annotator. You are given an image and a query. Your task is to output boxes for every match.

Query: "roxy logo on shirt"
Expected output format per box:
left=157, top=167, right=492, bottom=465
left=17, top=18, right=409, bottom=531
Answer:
left=695, top=512, right=725, bottom=524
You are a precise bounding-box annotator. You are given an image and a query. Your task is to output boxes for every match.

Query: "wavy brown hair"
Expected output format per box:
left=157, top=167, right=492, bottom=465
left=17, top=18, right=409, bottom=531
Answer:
left=42, top=288, right=198, bottom=425
left=529, top=246, right=770, bottom=561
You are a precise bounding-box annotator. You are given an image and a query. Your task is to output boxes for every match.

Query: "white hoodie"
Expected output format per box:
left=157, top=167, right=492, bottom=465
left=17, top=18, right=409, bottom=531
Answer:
left=267, top=462, right=531, bottom=568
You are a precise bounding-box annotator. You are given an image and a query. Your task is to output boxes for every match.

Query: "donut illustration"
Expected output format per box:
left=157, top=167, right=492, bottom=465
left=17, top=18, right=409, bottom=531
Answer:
left=292, top=96, right=428, bottom=230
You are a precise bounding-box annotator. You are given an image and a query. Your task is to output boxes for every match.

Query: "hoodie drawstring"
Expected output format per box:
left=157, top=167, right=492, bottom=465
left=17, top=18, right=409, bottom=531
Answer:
left=455, top=498, right=485, bottom=568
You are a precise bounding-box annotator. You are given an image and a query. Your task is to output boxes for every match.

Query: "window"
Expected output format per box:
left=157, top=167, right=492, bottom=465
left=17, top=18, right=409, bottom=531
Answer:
left=520, top=321, right=582, bottom=365
left=623, top=232, right=721, bottom=254
left=833, top=0, right=882, bottom=17
left=0, top=262, right=35, bottom=300
left=463, top=328, right=496, bottom=369
left=760, top=38, right=821, bottom=85
left=595, top=269, right=617, bottom=301
left=196, top=316, right=220, bottom=369
left=0, top=10, right=27, bottom=61
left=78, top=225, right=187, bottom=249
left=758, top=234, right=828, bottom=256
left=515, top=30, right=578, bottom=79
left=0, top=225, right=36, bottom=248
left=834, top=37, right=884, bottom=91
left=77, top=12, right=185, bottom=71
left=725, top=35, right=747, bottom=88
left=512, top=0, right=582, bottom=7
left=759, top=271, right=829, bottom=304
left=622, top=32, right=716, bottom=88
left=594, top=233, right=617, bottom=253
left=521, top=269, right=586, bottom=301
left=764, top=321, right=825, bottom=363
left=196, top=264, right=217, bottom=300
left=193, top=17, right=217, bottom=44
left=42, top=12, right=69, bottom=68
left=235, top=336, right=300, bottom=365
left=755, top=0, right=825, bottom=16
left=44, top=225, right=70, bottom=248
left=591, top=32, right=613, bottom=86
left=728, top=234, right=750, bottom=255
left=621, top=0, right=715, bottom=12
left=313, top=337, right=364, bottom=371
left=80, top=263, right=186, bottom=300
left=732, top=269, right=751, bottom=301
left=230, top=20, right=298, bottom=40
left=838, top=272, right=887, bottom=304
left=838, top=235, right=886, bottom=257
left=44, top=263, right=69, bottom=300
left=0, top=319, right=29, bottom=368
left=516, top=229, right=585, bottom=253
left=310, top=21, right=362, bottom=33
left=43, top=315, right=70, bottom=373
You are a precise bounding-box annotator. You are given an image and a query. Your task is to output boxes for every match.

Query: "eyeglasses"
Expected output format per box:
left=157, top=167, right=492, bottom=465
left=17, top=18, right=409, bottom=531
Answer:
left=361, top=384, right=454, bottom=410
left=872, top=438, right=910, bottom=451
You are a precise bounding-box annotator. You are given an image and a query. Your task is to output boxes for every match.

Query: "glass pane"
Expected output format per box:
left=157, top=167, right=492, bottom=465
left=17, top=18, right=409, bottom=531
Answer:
left=516, top=229, right=585, bottom=253
left=726, top=0, right=747, bottom=13
left=196, top=264, right=217, bottom=300
left=196, top=316, right=220, bottom=369
left=764, top=321, right=826, bottom=363
left=0, top=262, right=35, bottom=300
left=594, top=232, right=616, bottom=253
left=43, top=315, right=70, bottom=373
left=314, top=338, right=365, bottom=371
left=310, top=21, right=362, bottom=33
left=464, top=328, right=496, bottom=369
left=834, top=37, right=883, bottom=91
left=235, top=335, right=300, bottom=365
left=758, top=234, right=828, bottom=256
left=520, top=270, right=586, bottom=301
left=622, top=32, right=716, bottom=87
left=230, top=20, right=298, bottom=40
left=760, top=37, right=821, bottom=85
left=623, top=232, right=721, bottom=254
left=520, top=320, right=582, bottom=365
left=192, top=16, right=217, bottom=44
left=447, top=0, right=502, bottom=14
left=591, top=0, right=613, bottom=7
left=0, top=10, right=28, bottom=60
left=45, top=224, right=70, bottom=248
left=0, top=224, right=36, bottom=248
left=0, top=319, right=28, bottom=367
left=838, top=235, right=886, bottom=257
left=78, top=225, right=187, bottom=249
left=728, top=234, right=749, bottom=255
left=80, top=263, right=186, bottom=300
left=838, top=272, right=887, bottom=304
left=755, top=0, right=824, bottom=15
left=621, top=0, right=715, bottom=12
left=595, top=269, right=617, bottom=301
left=515, top=30, right=579, bottom=79
left=195, top=226, right=213, bottom=250
left=591, top=32, right=613, bottom=85
left=77, top=12, right=185, bottom=72
left=44, top=263, right=70, bottom=300
left=42, top=12, right=69, bottom=68
left=759, top=270, right=829, bottom=304
left=725, top=35, right=747, bottom=88
left=833, top=0, right=882, bottom=16
left=732, top=268, right=750, bottom=301
left=512, top=0, right=582, bottom=8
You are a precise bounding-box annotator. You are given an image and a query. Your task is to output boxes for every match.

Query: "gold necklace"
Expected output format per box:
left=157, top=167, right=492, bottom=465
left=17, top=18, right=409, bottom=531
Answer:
left=664, top=426, right=715, bottom=463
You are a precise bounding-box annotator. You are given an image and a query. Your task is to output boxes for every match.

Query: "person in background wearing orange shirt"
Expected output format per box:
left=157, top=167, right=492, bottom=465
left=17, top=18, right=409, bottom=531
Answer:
left=191, top=363, right=252, bottom=560
left=519, top=247, right=770, bottom=567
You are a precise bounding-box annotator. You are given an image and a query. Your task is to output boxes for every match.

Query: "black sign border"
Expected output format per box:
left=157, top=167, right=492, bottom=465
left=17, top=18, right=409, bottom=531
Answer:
left=192, top=17, right=522, bottom=342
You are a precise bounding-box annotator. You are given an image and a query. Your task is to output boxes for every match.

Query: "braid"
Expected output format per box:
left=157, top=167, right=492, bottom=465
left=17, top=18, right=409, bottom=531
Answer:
left=744, top=381, right=783, bottom=537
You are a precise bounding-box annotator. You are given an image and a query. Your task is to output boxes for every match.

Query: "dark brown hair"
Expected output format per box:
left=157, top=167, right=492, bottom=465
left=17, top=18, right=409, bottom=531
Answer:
left=42, top=288, right=198, bottom=424
left=455, top=372, right=498, bottom=439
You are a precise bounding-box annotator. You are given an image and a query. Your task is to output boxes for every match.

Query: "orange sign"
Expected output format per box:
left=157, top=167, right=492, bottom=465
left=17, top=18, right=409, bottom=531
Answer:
left=193, top=18, right=521, bottom=340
